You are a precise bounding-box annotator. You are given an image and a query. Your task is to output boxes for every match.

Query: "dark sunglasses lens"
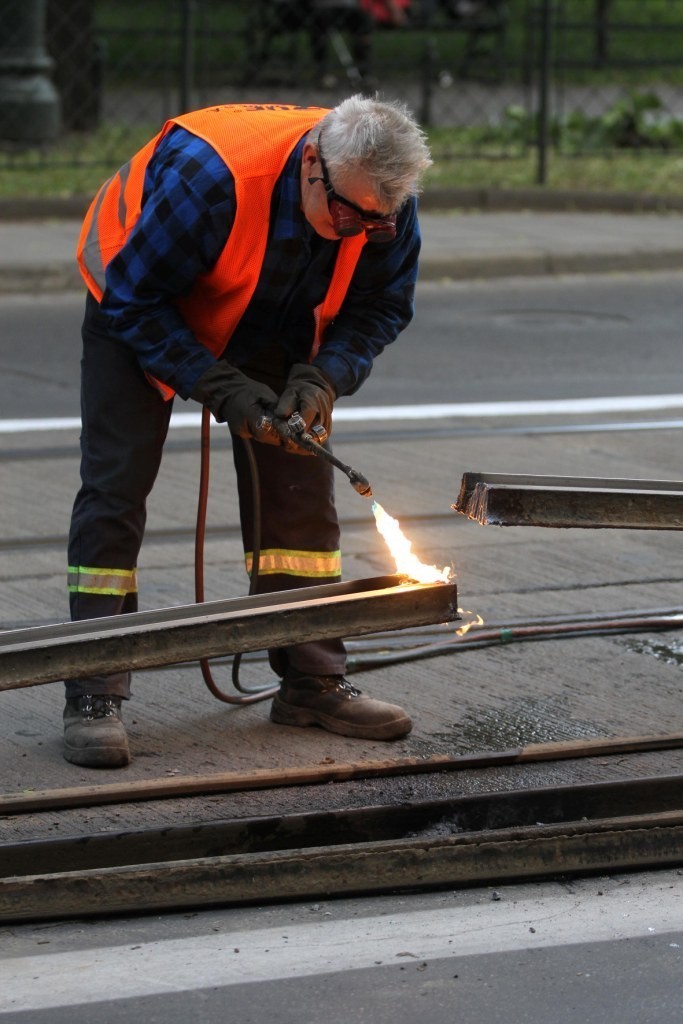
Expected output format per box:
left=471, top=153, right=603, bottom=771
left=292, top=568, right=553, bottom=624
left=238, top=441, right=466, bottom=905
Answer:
left=364, top=220, right=397, bottom=244
left=365, top=226, right=396, bottom=243
left=329, top=200, right=364, bottom=237
left=337, top=222, right=364, bottom=237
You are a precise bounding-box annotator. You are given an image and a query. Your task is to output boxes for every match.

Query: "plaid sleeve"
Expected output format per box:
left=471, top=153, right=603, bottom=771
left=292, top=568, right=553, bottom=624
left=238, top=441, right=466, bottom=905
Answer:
left=100, top=127, right=236, bottom=398
left=312, top=197, right=421, bottom=397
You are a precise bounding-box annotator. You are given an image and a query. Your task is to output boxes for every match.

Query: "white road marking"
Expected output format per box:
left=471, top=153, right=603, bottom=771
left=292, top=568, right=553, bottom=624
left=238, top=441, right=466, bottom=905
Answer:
left=1, top=877, right=681, bottom=1012
left=4, top=393, right=683, bottom=433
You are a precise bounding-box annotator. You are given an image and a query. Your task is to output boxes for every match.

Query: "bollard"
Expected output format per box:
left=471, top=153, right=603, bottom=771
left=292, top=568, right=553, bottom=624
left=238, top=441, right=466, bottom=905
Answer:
left=0, top=0, right=60, bottom=143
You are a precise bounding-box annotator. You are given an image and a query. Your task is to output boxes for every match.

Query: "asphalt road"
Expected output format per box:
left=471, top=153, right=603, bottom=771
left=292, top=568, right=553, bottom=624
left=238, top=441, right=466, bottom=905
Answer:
left=2, top=271, right=683, bottom=1021
left=3, top=872, right=682, bottom=1021
left=3, top=270, right=683, bottom=418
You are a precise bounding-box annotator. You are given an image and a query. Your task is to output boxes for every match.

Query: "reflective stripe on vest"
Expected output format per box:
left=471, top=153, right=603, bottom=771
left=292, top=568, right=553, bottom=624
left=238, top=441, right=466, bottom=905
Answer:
left=67, top=565, right=138, bottom=596
left=244, top=548, right=341, bottom=578
left=78, top=130, right=162, bottom=302
left=76, top=105, right=367, bottom=401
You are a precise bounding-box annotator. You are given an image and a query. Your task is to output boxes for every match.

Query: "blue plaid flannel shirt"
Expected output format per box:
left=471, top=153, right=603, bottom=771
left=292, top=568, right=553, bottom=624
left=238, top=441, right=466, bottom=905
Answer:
left=100, top=125, right=421, bottom=399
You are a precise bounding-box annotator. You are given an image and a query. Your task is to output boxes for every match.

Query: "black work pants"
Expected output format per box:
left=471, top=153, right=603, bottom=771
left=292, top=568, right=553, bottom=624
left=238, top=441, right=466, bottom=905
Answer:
left=65, top=295, right=345, bottom=700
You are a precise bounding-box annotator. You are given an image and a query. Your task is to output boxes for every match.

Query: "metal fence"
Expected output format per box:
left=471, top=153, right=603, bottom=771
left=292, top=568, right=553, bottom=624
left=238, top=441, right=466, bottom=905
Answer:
left=1, top=0, right=682, bottom=175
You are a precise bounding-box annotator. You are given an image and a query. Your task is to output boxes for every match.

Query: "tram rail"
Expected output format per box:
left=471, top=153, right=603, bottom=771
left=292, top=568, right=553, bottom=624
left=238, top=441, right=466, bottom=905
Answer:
left=2, top=732, right=682, bottom=816
left=2, top=770, right=681, bottom=924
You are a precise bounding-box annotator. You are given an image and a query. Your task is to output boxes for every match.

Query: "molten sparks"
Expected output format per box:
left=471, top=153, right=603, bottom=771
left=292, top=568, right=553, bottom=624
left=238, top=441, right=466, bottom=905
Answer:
left=456, top=610, right=485, bottom=636
left=372, top=501, right=452, bottom=584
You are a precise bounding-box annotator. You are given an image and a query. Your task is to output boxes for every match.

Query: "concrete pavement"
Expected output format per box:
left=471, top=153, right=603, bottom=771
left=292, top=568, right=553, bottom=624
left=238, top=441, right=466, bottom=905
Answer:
left=1, top=195, right=683, bottom=293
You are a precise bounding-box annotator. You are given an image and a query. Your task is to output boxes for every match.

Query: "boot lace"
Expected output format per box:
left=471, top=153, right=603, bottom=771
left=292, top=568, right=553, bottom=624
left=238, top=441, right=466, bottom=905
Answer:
left=80, top=695, right=121, bottom=720
left=330, top=676, right=362, bottom=698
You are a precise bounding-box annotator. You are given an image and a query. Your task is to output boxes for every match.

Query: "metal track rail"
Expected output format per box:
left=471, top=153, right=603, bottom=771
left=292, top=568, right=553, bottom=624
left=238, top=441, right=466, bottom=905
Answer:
left=2, top=732, right=682, bottom=816
left=454, top=472, right=683, bottom=529
left=2, top=773, right=681, bottom=924
left=0, top=575, right=459, bottom=689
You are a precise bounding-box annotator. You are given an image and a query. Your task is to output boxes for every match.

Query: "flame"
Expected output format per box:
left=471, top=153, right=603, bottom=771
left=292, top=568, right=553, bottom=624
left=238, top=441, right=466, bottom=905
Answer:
left=372, top=501, right=453, bottom=584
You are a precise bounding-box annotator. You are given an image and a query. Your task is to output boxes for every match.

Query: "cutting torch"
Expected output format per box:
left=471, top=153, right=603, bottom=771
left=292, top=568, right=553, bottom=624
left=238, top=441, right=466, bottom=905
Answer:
left=256, top=411, right=373, bottom=498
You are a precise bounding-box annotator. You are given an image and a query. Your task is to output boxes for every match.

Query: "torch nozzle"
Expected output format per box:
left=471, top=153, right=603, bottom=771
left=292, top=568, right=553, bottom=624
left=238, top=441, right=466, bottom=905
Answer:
left=348, top=469, right=373, bottom=498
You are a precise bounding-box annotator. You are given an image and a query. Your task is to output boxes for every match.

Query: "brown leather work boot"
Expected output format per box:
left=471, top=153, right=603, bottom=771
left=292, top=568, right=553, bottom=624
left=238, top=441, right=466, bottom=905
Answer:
left=270, top=671, right=412, bottom=740
left=63, top=694, right=131, bottom=768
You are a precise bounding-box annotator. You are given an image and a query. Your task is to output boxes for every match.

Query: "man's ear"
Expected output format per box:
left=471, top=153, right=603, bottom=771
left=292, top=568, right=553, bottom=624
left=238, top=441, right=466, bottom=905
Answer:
left=302, top=140, right=319, bottom=170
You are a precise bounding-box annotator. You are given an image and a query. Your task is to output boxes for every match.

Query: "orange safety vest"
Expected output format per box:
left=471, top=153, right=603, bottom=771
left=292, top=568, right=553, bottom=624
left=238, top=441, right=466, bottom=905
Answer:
left=77, top=104, right=366, bottom=400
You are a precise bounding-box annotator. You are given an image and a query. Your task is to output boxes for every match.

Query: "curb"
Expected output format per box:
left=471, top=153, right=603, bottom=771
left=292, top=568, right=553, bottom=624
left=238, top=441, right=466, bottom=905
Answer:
left=0, top=265, right=83, bottom=294
left=4, top=250, right=683, bottom=296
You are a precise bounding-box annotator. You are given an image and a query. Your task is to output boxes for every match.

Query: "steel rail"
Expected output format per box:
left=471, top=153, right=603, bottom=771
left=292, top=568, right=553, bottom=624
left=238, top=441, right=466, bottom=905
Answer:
left=4, top=814, right=680, bottom=924
left=1, top=733, right=682, bottom=816
left=458, top=471, right=683, bottom=501
left=7, top=603, right=683, bottom=644
left=2, top=774, right=681, bottom=924
left=0, top=575, right=459, bottom=690
left=455, top=472, right=683, bottom=529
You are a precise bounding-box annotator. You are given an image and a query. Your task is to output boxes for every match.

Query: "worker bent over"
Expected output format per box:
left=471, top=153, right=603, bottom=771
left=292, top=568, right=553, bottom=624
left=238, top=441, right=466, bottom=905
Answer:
left=64, top=95, right=432, bottom=768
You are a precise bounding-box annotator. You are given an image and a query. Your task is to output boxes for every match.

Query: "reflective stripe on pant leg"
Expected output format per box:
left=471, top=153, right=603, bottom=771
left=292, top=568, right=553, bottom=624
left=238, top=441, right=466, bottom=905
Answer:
left=232, top=434, right=346, bottom=677
left=67, top=565, right=138, bottom=595
left=244, top=548, right=341, bottom=577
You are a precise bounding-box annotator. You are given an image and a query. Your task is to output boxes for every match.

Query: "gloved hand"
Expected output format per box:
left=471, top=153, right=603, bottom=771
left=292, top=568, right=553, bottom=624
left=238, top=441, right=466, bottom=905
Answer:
left=273, top=363, right=336, bottom=437
left=190, top=362, right=279, bottom=443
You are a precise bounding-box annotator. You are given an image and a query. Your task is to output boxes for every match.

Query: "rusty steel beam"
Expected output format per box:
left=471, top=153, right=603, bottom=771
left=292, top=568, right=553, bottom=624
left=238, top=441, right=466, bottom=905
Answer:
left=0, top=575, right=459, bottom=691
left=454, top=472, right=683, bottom=530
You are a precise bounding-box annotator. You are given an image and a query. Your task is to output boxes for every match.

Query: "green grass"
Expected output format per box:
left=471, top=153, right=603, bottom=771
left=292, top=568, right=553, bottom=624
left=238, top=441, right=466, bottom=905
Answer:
left=425, top=149, right=683, bottom=195
left=0, top=123, right=157, bottom=199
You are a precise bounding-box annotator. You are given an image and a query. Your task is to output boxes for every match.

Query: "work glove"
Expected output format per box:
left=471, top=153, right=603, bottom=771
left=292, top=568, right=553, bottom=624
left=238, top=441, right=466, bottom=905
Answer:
left=273, top=363, right=336, bottom=438
left=189, top=362, right=279, bottom=444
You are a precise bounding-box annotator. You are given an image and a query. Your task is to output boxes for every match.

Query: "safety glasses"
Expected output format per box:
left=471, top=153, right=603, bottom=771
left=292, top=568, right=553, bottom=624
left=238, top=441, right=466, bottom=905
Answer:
left=307, top=147, right=397, bottom=244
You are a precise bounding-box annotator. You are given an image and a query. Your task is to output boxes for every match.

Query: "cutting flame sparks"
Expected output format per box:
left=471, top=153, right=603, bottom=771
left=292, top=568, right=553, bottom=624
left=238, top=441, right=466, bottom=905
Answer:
left=456, top=610, right=485, bottom=636
left=372, top=501, right=453, bottom=584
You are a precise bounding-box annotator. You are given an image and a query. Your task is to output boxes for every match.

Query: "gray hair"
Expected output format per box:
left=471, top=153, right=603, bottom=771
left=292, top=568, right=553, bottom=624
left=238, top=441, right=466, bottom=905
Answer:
left=310, top=94, right=432, bottom=210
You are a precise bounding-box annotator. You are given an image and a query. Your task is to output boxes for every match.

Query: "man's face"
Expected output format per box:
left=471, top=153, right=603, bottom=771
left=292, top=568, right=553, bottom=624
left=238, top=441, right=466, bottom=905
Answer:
left=300, top=141, right=394, bottom=242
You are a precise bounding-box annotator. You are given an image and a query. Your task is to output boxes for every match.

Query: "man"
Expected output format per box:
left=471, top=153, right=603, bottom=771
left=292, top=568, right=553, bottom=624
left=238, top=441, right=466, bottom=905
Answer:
left=66, top=94, right=432, bottom=768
